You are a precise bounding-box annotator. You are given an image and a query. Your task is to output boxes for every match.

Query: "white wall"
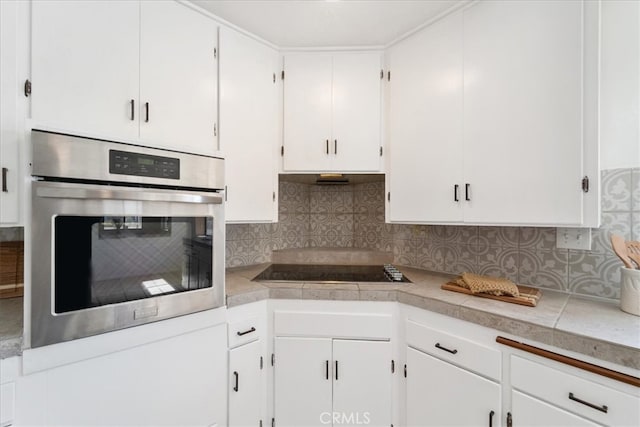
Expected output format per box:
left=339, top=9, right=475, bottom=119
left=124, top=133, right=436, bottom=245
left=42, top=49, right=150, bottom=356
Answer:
left=600, top=0, right=640, bottom=170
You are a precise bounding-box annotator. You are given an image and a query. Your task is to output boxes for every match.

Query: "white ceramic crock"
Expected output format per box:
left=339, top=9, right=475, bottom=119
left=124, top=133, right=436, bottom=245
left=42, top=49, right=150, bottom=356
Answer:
left=620, top=267, right=640, bottom=316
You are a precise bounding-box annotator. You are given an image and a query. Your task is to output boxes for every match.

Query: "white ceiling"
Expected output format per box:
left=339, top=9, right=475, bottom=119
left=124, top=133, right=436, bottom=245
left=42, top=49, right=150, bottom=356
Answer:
left=192, top=0, right=465, bottom=48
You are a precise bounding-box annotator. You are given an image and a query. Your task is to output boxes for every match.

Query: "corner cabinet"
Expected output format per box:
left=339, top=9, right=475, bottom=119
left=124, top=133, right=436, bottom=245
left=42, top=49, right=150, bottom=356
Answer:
left=274, top=337, right=392, bottom=427
left=31, top=0, right=218, bottom=156
left=282, top=52, right=383, bottom=173
left=388, top=0, right=600, bottom=227
left=219, top=27, right=279, bottom=223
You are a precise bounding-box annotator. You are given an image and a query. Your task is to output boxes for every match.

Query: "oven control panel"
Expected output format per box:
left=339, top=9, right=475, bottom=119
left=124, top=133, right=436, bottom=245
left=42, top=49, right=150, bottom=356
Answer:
left=109, top=150, right=180, bottom=180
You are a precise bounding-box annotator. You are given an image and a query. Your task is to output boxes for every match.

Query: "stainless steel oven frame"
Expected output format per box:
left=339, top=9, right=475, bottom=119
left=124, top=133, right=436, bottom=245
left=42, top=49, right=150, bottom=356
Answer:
left=28, top=131, right=225, bottom=349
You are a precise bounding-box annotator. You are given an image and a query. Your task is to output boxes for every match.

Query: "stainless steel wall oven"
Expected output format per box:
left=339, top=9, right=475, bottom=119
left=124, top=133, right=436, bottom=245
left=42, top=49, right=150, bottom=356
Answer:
left=29, top=131, right=225, bottom=348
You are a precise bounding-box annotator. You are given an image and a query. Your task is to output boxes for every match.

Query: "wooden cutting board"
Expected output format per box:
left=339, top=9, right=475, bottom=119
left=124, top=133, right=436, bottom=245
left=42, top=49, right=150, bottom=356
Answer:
left=442, top=282, right=542, bottom=307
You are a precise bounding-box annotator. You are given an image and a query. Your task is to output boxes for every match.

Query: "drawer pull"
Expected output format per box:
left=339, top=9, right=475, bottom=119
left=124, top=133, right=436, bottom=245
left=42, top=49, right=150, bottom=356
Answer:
left=489, top=410, right=495, bottom=427
left=233, top=371, right=239, bottom=392
left=435, top=342, right=458, bottom=354
left=335, top=360, right=339, bottom=380
left=568, top=392, right=608, bottom=413
left=325, top=360, right=329, bottom=380
left=236, top=327, right=256, bottom=336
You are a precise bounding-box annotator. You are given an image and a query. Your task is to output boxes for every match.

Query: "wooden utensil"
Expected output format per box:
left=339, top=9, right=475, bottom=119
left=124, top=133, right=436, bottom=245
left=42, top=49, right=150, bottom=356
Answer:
left=610, top=234, right=634, bottom=269
left=626, top=240, right=640, bottom=269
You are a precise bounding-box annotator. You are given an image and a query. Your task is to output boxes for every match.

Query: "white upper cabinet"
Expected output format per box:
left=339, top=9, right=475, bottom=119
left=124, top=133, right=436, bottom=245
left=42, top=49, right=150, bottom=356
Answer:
left=283, top=52, right=382, bottom=172
left=0, top=0, right=26, bottom=225
left=220, top=27, right=279, bottom=223
left=31, top=1, right=218, bottom=156
left=387, top=0, right=598, bottom=226
left=31, top=0, right=140, bottom=142
left=462, top=0, right=584, bottom=225
left=388, top=11, right=464, bottom=223
left=139, top=1, right=218, bottom=155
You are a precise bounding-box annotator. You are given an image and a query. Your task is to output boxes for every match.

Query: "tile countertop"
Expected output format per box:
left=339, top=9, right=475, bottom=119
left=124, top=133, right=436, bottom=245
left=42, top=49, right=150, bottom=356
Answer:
left=2, top=265, right=638, bottom=370
left=0, top=297, right=23, bottom=359
left=227, top=263, right=640, bottom=371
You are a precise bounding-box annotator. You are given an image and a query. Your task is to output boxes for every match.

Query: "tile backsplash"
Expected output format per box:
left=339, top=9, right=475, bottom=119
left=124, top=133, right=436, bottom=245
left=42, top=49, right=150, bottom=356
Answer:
left=227, top=168, right=640, bottom=301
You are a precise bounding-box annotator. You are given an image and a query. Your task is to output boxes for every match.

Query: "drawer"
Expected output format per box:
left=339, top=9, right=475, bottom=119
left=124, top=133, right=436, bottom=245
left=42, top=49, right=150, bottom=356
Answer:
left=228, top=316, right=261, bottom=348
left=406, top=320, right=501, bottom=381
left=511, top=355, right=640, bottom=426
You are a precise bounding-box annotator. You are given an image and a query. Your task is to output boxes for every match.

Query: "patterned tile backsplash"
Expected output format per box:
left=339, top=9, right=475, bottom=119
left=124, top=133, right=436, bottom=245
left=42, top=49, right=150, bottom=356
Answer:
left=227, top=168, right=640, bottom=301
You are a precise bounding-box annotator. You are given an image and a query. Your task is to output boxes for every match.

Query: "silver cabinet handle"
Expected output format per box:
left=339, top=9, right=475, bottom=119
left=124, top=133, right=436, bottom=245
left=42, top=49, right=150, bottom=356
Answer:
left=326, top=139, right=329, bottom=154
left=130, top=99, right=135, bottom=121
left=334, top=139, right=337, bottom=155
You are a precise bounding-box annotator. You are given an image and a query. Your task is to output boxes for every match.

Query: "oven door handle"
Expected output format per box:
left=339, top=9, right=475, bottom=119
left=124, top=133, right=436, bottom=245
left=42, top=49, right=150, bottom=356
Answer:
left=36, top=184, right=223, bottom=205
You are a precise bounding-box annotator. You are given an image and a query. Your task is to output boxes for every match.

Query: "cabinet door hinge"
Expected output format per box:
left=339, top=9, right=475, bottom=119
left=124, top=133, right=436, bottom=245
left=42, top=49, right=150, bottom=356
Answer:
left=582, top=176, right=589, bottom=193
left=391, top=360, right=395, bottom=373
left=260, top=356, right=264, bottom=369
left=280, top=146, right=284, bottom=156
left=271, top=353, right=275, bottom=366
left=281, top=70, right=285, bottom=80
left=403, top=364, right=407, bottom=377
left=380, top=146, right=383, bottom=156
left=387, top=70, right=391, bottom=81
left=24, top=79, right=31, bottom=97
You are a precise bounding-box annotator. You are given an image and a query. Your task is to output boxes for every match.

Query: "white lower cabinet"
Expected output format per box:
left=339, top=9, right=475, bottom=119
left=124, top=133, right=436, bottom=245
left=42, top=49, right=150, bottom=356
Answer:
left=229, top=339, right=265, bottom=427
left=509, top=355, right=640, bottom=427
left=511, top=390, right=599, bottom=427
left=15, top=324, right=227, bottom=426
left=274, top=337, right=392, bottom=427
left=406, top=347, right=501, bottom=427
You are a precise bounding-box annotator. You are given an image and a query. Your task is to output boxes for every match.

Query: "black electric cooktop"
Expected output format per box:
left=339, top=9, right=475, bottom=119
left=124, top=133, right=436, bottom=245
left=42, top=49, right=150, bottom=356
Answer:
left=253, top=264, right=411, bottom=283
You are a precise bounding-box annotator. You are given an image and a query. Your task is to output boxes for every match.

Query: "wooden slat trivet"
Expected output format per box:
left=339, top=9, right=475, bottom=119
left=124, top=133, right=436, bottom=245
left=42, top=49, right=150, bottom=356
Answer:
left=442, top=282, right=542, bottom=307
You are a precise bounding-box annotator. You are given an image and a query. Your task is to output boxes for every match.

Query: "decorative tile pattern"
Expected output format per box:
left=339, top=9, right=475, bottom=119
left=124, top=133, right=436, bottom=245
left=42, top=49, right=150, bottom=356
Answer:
left=0, top=227, right=23, bottom=242
left=518, top=249, right=568, bottom=291
left=226, top=167, right=639, bottom=301
left=601, top=169, right=632, bottom=212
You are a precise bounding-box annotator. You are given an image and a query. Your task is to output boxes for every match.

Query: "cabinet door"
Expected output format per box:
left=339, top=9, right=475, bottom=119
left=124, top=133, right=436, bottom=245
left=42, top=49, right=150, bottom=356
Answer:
left=283, top=54, right=333, bottom=171
left=0, top=0, right=21, bottom=224
left=275, top=337, right=332, bottom=427
left=220, top=27, right=278, bottom=222
left=406, top=347, right=500, bottom=427
left=332, top=340, right=392, bottom=427
left=31, top=0, right=140, bottom=141
left=388, top=11, right=463, bottom=223
left=229, top=340, right=264, bottom=427
left=331, top=53, right=382, bottom=172
left=33, top=325, right=227, bottom=426
left=462, top=0, right=584, bottom=225
left=511, top=390, right=599, bottom=427
left=140, top=1, right=217, bottom=155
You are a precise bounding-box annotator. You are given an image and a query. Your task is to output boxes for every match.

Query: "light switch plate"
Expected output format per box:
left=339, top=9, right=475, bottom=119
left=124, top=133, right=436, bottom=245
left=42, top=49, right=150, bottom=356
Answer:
left=556, top=227, right=592, bottom=250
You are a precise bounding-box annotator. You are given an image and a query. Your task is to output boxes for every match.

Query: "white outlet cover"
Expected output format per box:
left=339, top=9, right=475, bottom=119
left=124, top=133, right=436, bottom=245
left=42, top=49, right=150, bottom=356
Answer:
left=556, top=227, right=592, bottom=250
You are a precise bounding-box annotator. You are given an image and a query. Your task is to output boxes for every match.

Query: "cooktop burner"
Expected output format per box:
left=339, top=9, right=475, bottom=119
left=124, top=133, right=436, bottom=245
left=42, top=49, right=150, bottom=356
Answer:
left=252, top=264, right=411, bottom=283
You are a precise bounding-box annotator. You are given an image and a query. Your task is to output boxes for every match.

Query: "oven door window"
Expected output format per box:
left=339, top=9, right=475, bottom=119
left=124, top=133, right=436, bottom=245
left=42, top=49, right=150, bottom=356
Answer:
left=53, top=216, right=214, bottom=314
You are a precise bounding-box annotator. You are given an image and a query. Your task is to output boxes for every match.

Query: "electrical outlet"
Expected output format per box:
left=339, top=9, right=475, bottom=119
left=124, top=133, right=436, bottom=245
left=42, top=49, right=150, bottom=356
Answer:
left=556, top=228, right=592, bottom=250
